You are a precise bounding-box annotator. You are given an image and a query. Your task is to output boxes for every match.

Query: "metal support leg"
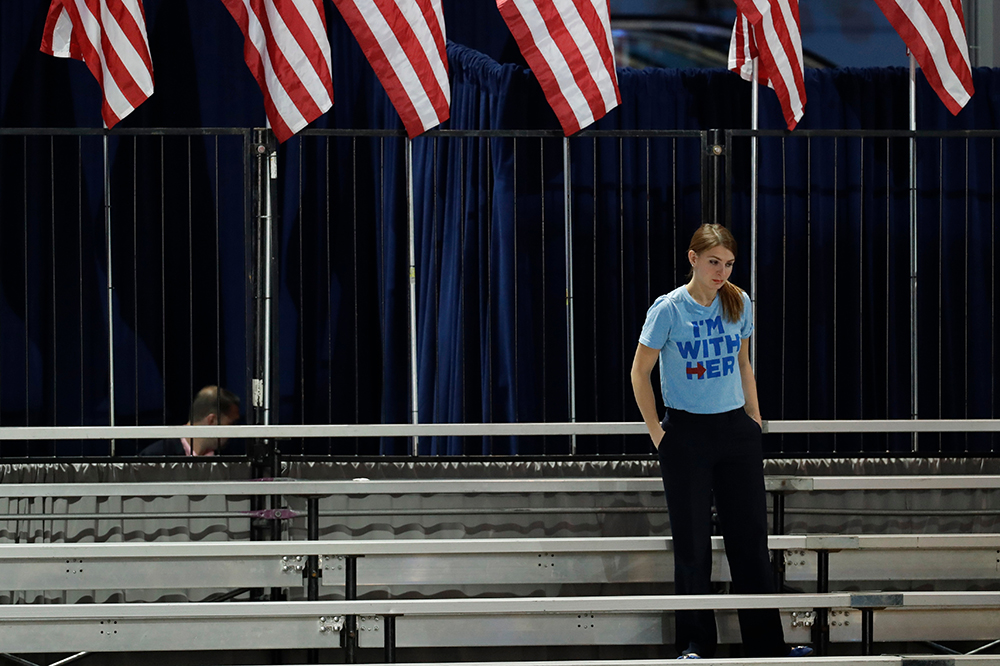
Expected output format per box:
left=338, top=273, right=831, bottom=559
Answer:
left=343, top=556, right=358, bottom=664
left=307, top=497, right=320, bottom=664
left=771, top=491, right=785, bottom=535
left=813, top=550, right=830, bottom=655
left=861, top=608, right=874, bottom=656
left=270, top=492, right=285, bottom=601
left=770, top=492, right=786, bottom=592
left=817, top=551, right=829, bottom=593
left=384, top=615, right=397, bottom=663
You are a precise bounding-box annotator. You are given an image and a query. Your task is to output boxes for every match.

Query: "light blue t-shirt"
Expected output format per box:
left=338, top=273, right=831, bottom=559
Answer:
left=638, top=286, right=753, bottom=414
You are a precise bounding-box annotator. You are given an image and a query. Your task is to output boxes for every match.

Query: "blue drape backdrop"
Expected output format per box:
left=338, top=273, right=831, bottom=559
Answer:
left=1, top=1, right=998, bottom=456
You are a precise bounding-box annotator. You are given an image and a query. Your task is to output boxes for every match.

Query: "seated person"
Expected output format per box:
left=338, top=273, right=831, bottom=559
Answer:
left=139, top=386, right=240, bottom=456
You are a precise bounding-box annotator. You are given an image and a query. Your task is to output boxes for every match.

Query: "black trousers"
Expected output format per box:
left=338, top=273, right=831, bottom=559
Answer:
left=657, top=407, right=788, bottom=658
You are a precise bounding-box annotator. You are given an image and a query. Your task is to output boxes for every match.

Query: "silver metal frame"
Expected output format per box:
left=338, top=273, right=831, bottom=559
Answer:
left=0, top=418, right=998, bottom=442
left=2, top=474, right=1000, bottom=498
left=0, top=593, right=997, bottom=654
left=2, top=534, right=998, bottom=591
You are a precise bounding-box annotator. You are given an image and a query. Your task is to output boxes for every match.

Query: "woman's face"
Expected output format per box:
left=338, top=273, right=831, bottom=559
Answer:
left=689, top=245, right=735, bottom=292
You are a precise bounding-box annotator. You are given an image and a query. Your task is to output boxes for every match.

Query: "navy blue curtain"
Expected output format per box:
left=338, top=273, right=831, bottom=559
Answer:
left=2, top=0, right=999, bottom=456
left=423, top=46, right=1000, bottom=455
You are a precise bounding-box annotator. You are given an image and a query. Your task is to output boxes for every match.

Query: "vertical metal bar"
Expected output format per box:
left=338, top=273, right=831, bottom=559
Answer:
left=51, top=138, right=58, bottom=434
left=511, top=135, right=519, bottom=447
left=488, top=137, right=504, bottom=454
left=104, top=134, right=116, bottom=454
left=886, top=139, right=891, bottom=431
left=814, top=550, right=830, bottom=655
left=725, top=131, right=733, bottom=229
left=307, top=497, right=319, bottom=598
left=0, top=138, right=5, bottom=431
left=771, top=492, right=784, bottom=535
left=937, top=137, right=943, bottom=454
left=909, top=53, right=919, bottom=451
left=859, top=137, right=864, bottom=439
left=249, top=129, right=278, bottom=478
left=861, top=608, right=874, bottom=655
left=352, top=138, right=359, bottom=452
left=780, top=137, right=787, bottom=450
left=133, top=138, right=139, bottom=435
left=750, top=60, right=759, bottom=372
left=405, top=138, right=419, bottom=456
left=214, top=136, right=222, bottom=427
left=672, top=137, right=677, bottom=282
left=806, top=136, right=812, bottom=451
left=701, top=132, right=710, bottom=223
left=563, top=137, right=577, bottom=455
left=706, top=130, right=723, bottom=226
left=616, top=134, right=623, bottom=452
left=380, top=138, right=387, bottom=451
left=540, top=138, right=547, bottom=447
left=247, top=131, right=267, bottom=581
left=188, top=137, right=194, bottom=413
left=964, top=138, right=970, bottom=453
left=307, top=496, right=320, bottom=665
left=431, top=137, right=440, bottom=452
left=243, top=130, right=253, bottom=441
left=480, top=139, right=488, bottom=438
left=960, top=138, right=969, bottom=453
left=80, top=137, right=85, bottom=435
left=161, top=136, right=167, bottom=426
left=644, top=136, right=650, bottom=310
left=264, top=144, right=276, bottom=426
left=23, top=138, right=28, bottom=432
left=325, top=138, right=333, bottom=455
left=270, top=491, right=283, bottom=602
left=383, top=615, right=396, bottom=663
left=299, top=141, right=306, bottom=445
left=344, top=555, right=358, bottom=664
left=593, top=138, right=599, bottom=439
left=487, top=137, right=495, bottom=448
left=770, top=491, right=785, bottom=591
left=833, top=138, right=838, bottom=454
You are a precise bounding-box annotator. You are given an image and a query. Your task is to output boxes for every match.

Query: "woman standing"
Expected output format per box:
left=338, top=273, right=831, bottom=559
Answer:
left=630, top=223, right=809, bottom=659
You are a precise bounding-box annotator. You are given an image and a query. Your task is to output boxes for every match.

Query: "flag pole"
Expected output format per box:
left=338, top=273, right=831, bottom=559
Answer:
left=908, top=50, right=919, bottom=452
left=103, top=133, right=116, bottom=455
left=563, top=137, right=577, bottom=455
left=750, top=58, right=760, bottom=372
left=405, top=137, right=420, bottom=456
left=263, top=144, right=276, bottom=428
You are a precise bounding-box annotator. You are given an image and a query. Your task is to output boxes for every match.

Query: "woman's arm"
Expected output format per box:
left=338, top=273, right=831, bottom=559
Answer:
left=738, top=338, right=762, bottom=428
left=630, top=343, right=665, bottom=447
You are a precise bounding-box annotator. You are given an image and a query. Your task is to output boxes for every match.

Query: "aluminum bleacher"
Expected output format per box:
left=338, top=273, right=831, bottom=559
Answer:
left=1, top=474, right=998, bottom=662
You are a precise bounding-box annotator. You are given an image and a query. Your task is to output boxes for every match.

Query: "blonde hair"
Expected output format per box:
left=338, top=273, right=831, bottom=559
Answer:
left=688, top=223, right=744, bottom=323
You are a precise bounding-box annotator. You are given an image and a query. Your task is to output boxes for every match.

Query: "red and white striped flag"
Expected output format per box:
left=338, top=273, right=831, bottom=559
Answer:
left=728, top=0, right=806, bottom=130
left=872, top=0, right=974, bottom=114
left=39, top=0, right=155, bottom=129
left=331, top=0, right=450, bottom=138
left=497, top=0, right=620, bottom=136
left=220, top=0, right=334, bottom=143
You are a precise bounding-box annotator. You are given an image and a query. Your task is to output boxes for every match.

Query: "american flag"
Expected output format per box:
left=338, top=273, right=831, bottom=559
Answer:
left=331, top=0, right=450, bottom=138
left=872, top=0, right=974, bottom=114
left=39, top=0, right=155, bottom=128
left=728, top=0, right=806, bottom=130
left=220, top=0, right=335, bottom=143
left=496, top=0, right=620, bottom=136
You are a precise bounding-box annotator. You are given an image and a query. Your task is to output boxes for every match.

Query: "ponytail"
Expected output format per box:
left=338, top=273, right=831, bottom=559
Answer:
left=719, top=282, right=744, bottom=323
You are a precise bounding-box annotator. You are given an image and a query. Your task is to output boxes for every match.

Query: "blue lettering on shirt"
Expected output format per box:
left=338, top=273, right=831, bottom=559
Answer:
left=638, top=286, right=754, bottom=413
